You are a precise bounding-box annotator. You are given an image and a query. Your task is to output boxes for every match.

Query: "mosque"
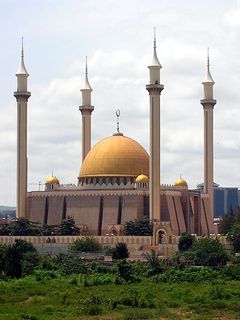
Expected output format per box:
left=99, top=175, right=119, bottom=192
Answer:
left=14, top=36, right=217, bottom=244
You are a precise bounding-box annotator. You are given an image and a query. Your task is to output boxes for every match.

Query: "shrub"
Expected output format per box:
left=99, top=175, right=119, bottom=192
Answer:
left=83, top=273, right=124, bottom=287
left=112, top=242, right=129, bottom=260
left=178, top=232, right=196, bottom=251
left=58, top=216, right=80, bottom=235
left=227, top=224, right=240, bottom=253
left=153, top=266, right=219, bottom=283
left=57, top=254, right=88, bottom=275
left=189, top=237, right=229, bottom=267
left=115, top=259, right=137, bottom=282
left=124, top=217, right=153, bottom=236
left=70, top=237, right=101, bottom=252
left=144, top=250, right=165, bottom=275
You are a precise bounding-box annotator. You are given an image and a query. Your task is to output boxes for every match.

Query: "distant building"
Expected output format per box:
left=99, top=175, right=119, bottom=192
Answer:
left=197, top=183, right=239, bottom=217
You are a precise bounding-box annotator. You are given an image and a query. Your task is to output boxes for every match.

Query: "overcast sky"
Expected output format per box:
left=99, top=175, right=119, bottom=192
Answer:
left=0, top=0, right=240, bottom=205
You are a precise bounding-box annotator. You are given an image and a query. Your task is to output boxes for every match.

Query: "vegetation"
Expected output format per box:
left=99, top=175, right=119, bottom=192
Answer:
left=0, top=216, right=80, bottom=236
left=178, top=232, right=196, bottom=251
left=0, top=240, right=38, bottom=278
left=227, top=224, right=240, bottom=253
left=112, top=242, right=129, bottom=260
left=70, top=237, right=102, bottom=252
left=124, top=217, right=153, bottom=236
left=58, top=216, right=80, bottom=235
left=175, top=235, right=229, bottom=267
left=1, top=238, right=240, bottom=319
left=1, top=273, right=240, bottom=319
left=218, top=207, right=240, bottom=254
left=218, top=206, right=240, bottom=235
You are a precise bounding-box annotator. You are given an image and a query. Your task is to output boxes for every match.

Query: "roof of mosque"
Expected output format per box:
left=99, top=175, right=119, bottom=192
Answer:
left=79, top=134, right=149, bottom=178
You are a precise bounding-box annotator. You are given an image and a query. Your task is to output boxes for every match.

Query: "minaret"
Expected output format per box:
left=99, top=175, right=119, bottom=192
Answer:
left=146, top=30, right=164, bottom=221
left=14, top=38, right=31, bottom=218
left=79, top=57, right=94, bottom=163
left=200, top=48, right=216, bottom=217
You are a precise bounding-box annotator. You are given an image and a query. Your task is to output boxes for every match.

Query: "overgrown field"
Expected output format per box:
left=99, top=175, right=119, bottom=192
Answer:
left=1, top=276, right=240, bottom=320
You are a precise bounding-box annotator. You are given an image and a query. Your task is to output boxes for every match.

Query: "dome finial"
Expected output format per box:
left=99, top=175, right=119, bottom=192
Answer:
left=148, top=27, right=161, bottom=68
left=81, top=55, right=92, bottom=91
left=202, top=47, right=214, bottom=84
left=116, top=109, right=120, bottom=134
left=21, top=36, right=24, bottom=58
left=16, top=36, right=29, bottom=76
left=154, top=26, right=156, bottom=50
left=85, top=56, right=88, bottom=76
left=113, top=109, right=123, bottom=136
left=207, top=47, right=210, bottom=69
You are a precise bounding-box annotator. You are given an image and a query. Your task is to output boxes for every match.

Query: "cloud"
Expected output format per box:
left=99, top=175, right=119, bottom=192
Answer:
left=0, top=0, right=240, bottom=205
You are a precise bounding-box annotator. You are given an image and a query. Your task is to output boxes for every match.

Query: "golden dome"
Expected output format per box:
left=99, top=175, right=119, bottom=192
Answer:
left=79, top=135, right=149, bottom=178
left=136, top=174, right=149, bottom=183
left=174, top=176, right=188, bottom=187
left=45, top=176, right=60, bottom=185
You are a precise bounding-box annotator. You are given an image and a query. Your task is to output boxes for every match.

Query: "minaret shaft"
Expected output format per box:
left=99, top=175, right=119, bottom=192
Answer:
left=149, top=93, right=161, bottom=220
left=203, top=104, right=214, bottom=215
left=16, top=97, right=28, bottom=217
left=80, top=107, right=93, bottom=161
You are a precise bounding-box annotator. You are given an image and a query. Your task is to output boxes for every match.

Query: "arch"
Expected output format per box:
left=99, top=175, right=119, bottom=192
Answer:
left=156, top=228, right=167, bottom=244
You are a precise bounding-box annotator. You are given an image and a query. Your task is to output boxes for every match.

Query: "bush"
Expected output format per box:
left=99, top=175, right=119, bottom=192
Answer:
left=178, top=233, right=196, bottom=251
left=2, top=240, right=39, bottom=278
left=57, top=254, right=88, bottom=275
left=144, top=250, right=165, bottom=275
left=83, top=273, right=124, bottom=287
left=189, top=237, right=229, bottom=267
left=220, top=265, right=240, bottom=280
left=153, top=266, right=219, bottom=283
left=124, top=217, right=153, bottom=236
left=112, top=242, right=129, bottom=260
left=58, top=216, right=80, bottom=235
left=70, top=237, right=101, bottom=252
left=115, top=259, right=138, bottom=282
left=227, top=224, right=240, bottom=253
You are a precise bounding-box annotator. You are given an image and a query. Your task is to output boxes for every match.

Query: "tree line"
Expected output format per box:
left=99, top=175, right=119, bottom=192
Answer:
left=0, top=216, right=153, bottom=236
left=0, top=216, right=80, bottom=236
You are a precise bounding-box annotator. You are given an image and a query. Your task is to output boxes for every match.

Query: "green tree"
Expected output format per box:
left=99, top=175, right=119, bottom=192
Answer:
left=0, top=222, right=10, bottom=235
left=3, top=240, right=38, bottom=278
left=70, top=237, right=101, bottom=252
left=58, top=216, right=80, bottom=235
left=124, top=217, right=153, bottom=236
left=0, top=244, right=7, bottom=275
left=115, top=259, right=134, bottom=282
left=4, top=244, right=22, bottom=278
left=178, top=233, right=196, bottom=252
left=188, top=237, right=229, bottom=267
left=112, top=243, right=129, bottom=260
left=219, top=207, right=240, bottom=235
left=9, top=218, right=41, bottom=236
left=144, top=249, right=164, bottom=275
left=227, top=224, right=240, bottom=253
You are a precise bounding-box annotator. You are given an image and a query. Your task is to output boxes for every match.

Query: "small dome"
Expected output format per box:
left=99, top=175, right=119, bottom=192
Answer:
left=174, top=177, right=188, bottom=187
left=79, top=135, right=149, bottom=178
left=45, top=176, right=60, bottom=185
left=136, top=174, right=149, bottom=183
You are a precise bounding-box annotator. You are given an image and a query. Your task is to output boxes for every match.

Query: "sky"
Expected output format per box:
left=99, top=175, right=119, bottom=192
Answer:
left=0, top=0, right=240, bottom=206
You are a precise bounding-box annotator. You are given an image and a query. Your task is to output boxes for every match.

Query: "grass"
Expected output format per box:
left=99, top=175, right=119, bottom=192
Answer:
left=1, top=277, right=240, bottom=319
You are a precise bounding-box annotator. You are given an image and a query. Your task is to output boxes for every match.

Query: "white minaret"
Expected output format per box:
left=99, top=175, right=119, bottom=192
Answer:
left=79, top=57, right=94, bottom=163
left=146, top=30, right=164, bottom=221
left=200, top=48, right=216, bottom=217
left=14, top=39, right=31, bottom=218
